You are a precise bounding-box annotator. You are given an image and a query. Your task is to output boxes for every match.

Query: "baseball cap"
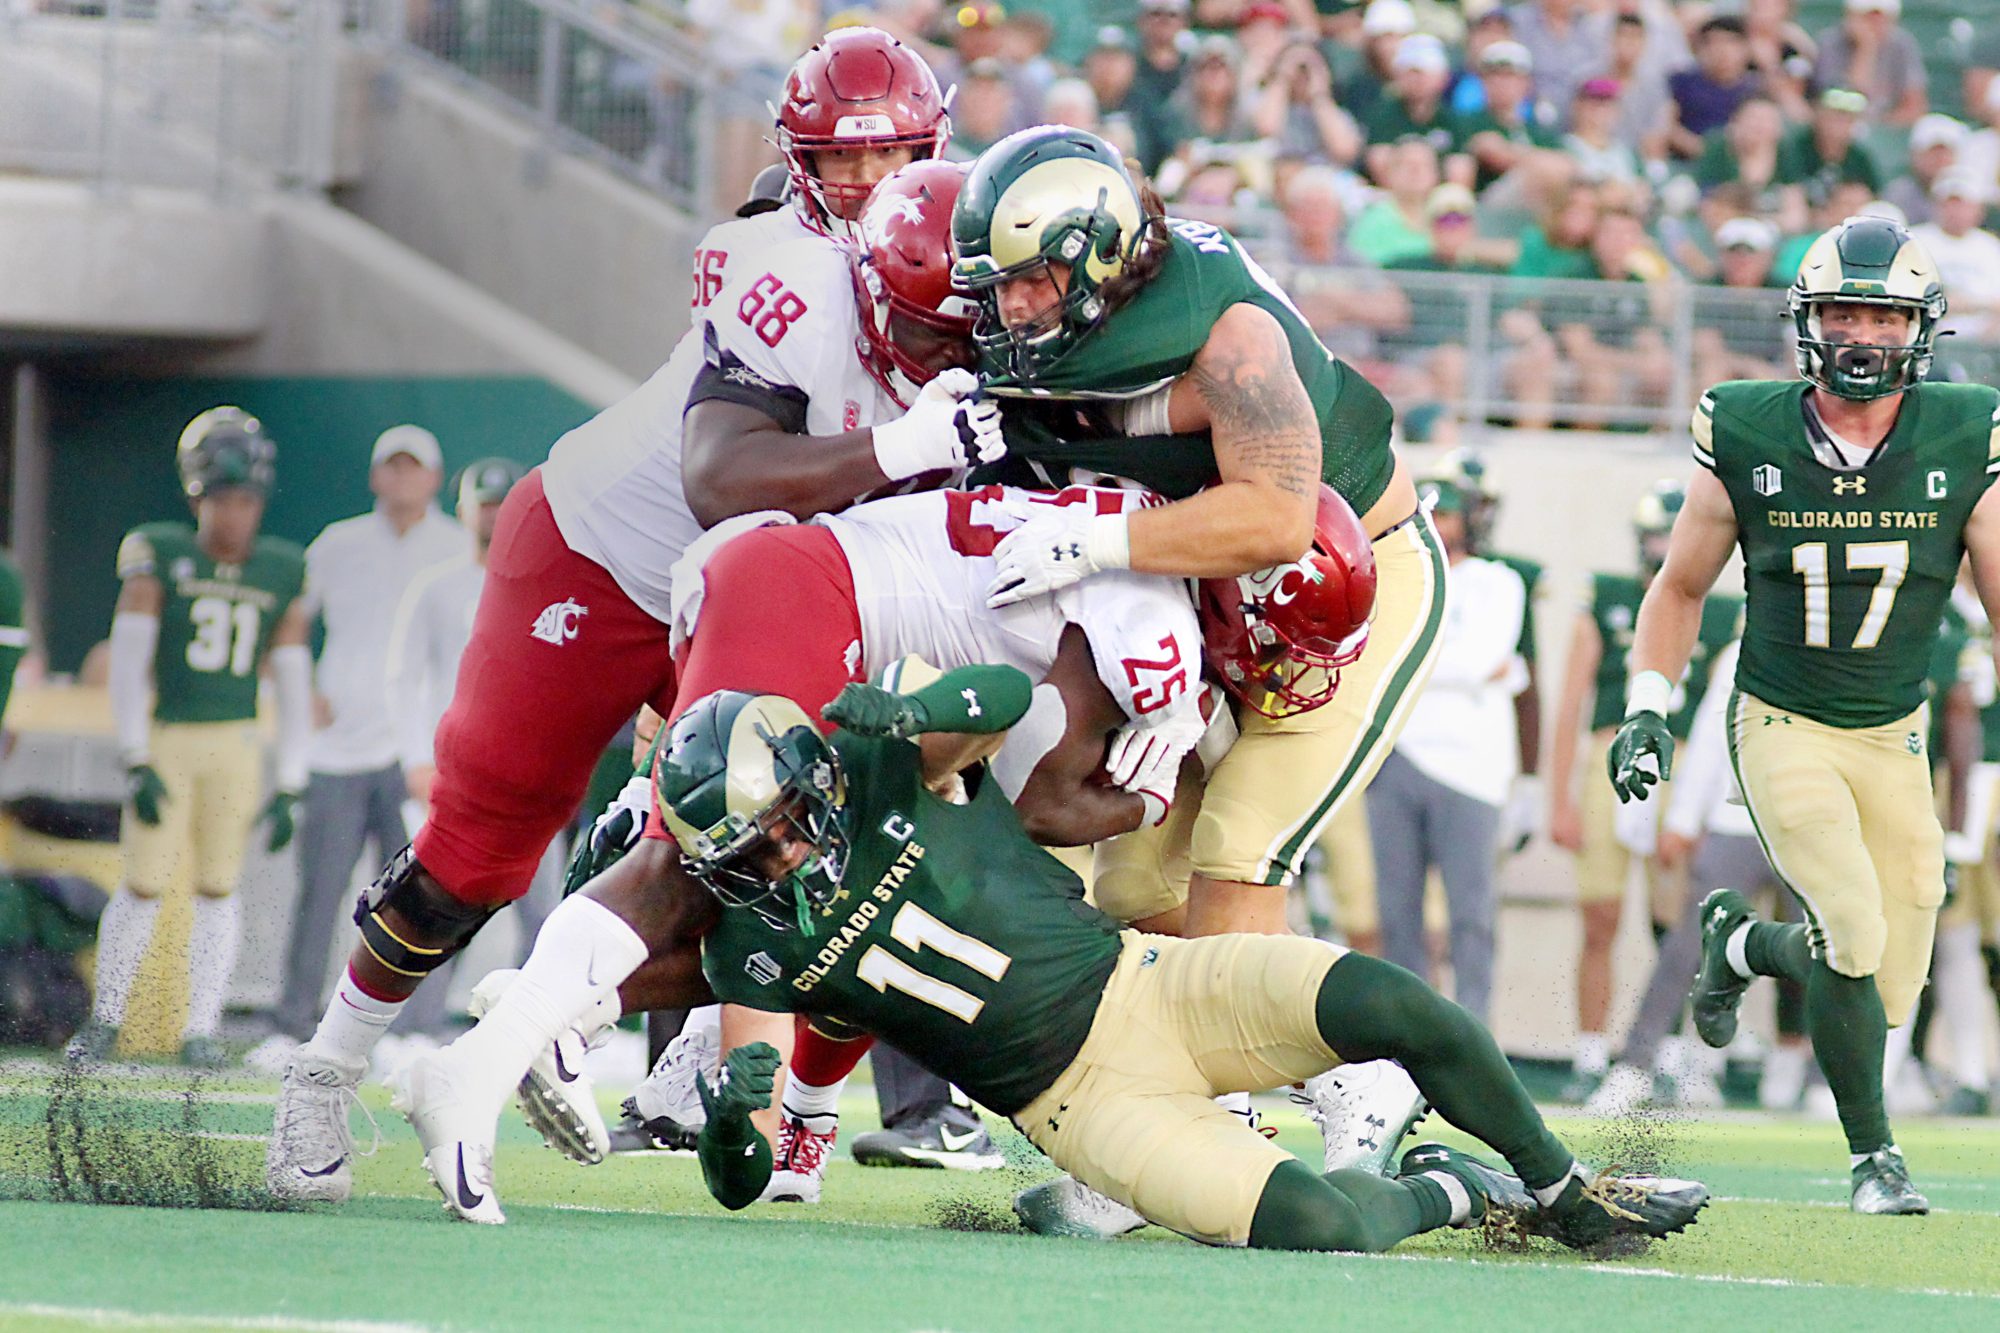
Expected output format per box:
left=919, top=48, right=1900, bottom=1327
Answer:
left=1715, top=216, right=1778, bottom=251
left=371, top=424, right=442, bottom=470
left=1393, top=33, right=1449, bottom=75
left=1426, top=183, right=1477, bottom=221
left=965, top=56, right=1008, bottom=80
left=1845, top=0, right=1900, bottom=14
left=1192, top=34, right=1239, bottom=68
left=1478, top=40, right=1532, bottom=73
left=1819, top=87, right=1869, bottom=115
left=1933, top=169, right=1987, bottom=202
left=1577, top=77, right=1621, bottom=100
left=1362, top=0, right=1417, bottom=38
left=1910, top=113, right=1967, bottom=153
left=1138, top=0, right=1190, bottom=15
left=457, top=457, right=524, bottom=508
left=1089, top=25, right=1133, bottom=53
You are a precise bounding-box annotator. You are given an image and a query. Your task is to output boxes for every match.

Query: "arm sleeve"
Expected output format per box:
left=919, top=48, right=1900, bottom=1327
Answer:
left=1423, top=565, right=1526, bottom=692
left=695, top=1105, right=775, bottom=1211
left=270, top=642, right=313, bottom=793
left=109, top=611, right=159, bottom=764
left=907, top=664, right=1035, bottom=735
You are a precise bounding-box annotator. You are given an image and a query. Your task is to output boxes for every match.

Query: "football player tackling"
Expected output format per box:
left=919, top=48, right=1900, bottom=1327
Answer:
left=1609, top=216, right=2000, bottom=1214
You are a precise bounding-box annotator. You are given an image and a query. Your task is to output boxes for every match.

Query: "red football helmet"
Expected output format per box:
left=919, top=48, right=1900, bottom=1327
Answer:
left=851, top=159, right=979, bottom=405
left=1199, top=485, right=1377, bottom=718
left=776, top=27, right=952, bottom=240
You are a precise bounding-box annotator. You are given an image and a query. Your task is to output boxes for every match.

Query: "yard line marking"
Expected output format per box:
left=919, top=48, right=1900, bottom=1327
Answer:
left=0, top=1302, right=433, bottom=1332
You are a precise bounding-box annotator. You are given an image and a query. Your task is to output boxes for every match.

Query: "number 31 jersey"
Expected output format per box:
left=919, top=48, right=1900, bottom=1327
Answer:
left=1697, top=379, right=2000, bottom=727
left=115, top=522, right=307, bottom=724
left=815, top=485, right=1203, bottom=730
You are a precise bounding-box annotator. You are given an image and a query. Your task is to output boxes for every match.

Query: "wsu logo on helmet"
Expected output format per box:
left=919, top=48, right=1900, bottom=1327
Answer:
left=530, top=598, right=588, bottom=645
left=1238, top=560, right=1326, bottom=627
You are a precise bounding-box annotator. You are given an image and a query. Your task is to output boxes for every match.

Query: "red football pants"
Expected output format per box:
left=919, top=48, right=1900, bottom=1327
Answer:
left=416, top=468, right=679, bottom=905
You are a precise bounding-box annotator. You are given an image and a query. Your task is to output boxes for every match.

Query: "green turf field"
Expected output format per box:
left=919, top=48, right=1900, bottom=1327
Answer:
left=3, top=1061, right=1999, bottom=1333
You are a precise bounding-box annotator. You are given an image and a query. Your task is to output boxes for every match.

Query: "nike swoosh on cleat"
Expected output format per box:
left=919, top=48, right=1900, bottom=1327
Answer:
left=300, top=1158, right=347, bottom=1178
left=455, top=1145, right=486, bottom=1211
left=585, top=950, right=600, bottom=988
left=553, top=1043, right=580, bottom=1084
left=937, top=1126, right=981, bottom=1152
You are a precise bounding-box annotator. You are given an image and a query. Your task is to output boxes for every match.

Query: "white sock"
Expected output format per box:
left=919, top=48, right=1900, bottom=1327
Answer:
left=91, top=888, right=162, bottom=1027
left=1851, top=1143, right=1898, bottom=1169
left=447, top=895, right=648, bottom=1110
left=782, top=1074, right=846, bottom=1122
left=303, top=969, right=403, bottom=1072
left=184, top=894, right=241, bottom=1040
left=1934, top=922, right=1991, bottom=1089
left=1422, top=1170, right=1472, bottom=1225
left=1532, top=1162, right=1583, bottom=1209
left=1654, top=1034, right=1690, bottom=1079
left=1725, top=922, right=1754, bottom=979
left=1574, top=1032, right=1609, bottom=1077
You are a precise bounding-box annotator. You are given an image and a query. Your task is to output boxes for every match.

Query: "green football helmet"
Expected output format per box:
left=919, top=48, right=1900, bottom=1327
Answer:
left=952, top=124, right=1148, bottom=381
left=654, top=691, right=850, bottom=934
left=1633, top=479, right=1684, bottom=576
left=177, top=406, right=276, bottom=500
left=1430, top=447, right=1499, bottom=550
left=1787, top=216, right=1946, bottom=401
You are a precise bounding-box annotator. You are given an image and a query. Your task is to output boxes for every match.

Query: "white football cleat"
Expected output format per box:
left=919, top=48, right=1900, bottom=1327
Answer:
left=622, top=1023, right=719, bottom=1146
left=1294, top=1060, right=1428, bottom=1175
left=467, top=969, right=612, bottom=1166
left=759, top=1112, right=835, bottom=1204
left=1013, top=1176, right=1148, bottom=1239
left=267, top=1053, right=371, bottom=1203
left=1582, top=1063, right=1655, bottom=1117
left=393, top=1048, right=507, bottom=1225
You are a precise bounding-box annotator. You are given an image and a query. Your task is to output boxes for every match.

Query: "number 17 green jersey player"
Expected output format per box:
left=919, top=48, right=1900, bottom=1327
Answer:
left=1609, top=216, right=2000, bottom=1214
left=67, top=408, right=312, bottom=1068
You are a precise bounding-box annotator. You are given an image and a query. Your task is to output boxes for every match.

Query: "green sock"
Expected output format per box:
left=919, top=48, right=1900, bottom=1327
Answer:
left=1744, top=921, right=1813, bottom=983
left=1806, top=961, right=1891, bottom=1156
left=1315, top=953, right=1574, bottom=1192
left=1247, top=1159, right=1449, bottom=1252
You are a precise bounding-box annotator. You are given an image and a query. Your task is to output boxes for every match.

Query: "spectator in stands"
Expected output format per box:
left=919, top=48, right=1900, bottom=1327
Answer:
left=1769, top=177, right=1881, bottom=283
left=1255, top=39, right=1362, bottom=166
left=1812, top=0, right=1926, bottom=128
left=1781, top=86, right=1882, bottom=204
left=1885, top=114, right=1968, bottom=228
left=1912, top=171, right=2000, bottom=344
left=946, top=59, right=1020, bottom=160
left=272, top=427, right=463, bottom=1049
left=1380, top=182, right=1512, bottom=421
left=1592, top=10, right=1671, bottom=162
left=1554, top=206, right=1676, bottom=425
left=1507, top=0, right=1612, bottom=117
left=1666, top=18, right=1763, bottom=161
left=1692, top=95, right=1808, bottom=235
left=1454, top=39, right=1562, bottom=195
left=1362, top=35, right=1464, bottom=184
left=1510, top=177, right=1599, bottom=279
left=1159, top=37, right=1263, bottom=180
left=1341, top=0, right=1418, bottom=123
left=1263, top=166, right=1411, bottom=365
left=1132, top=0, right=1196, bottom=171
left=1692, top=216, right=1792, bottom=389
left=1743, top=0, right=1817, bottom=123
left=1965, top=26, right=2000, bottom=133
left=1447, top=6, right=1517, bottom=117
left=1083, top=27, right=1139, bottom=125
left=1348, top=134, right=1443, bottom=265
left=1564, top=76, right=1641, bottom=186
left=995, top=10, right=1058, bottom=112
left=1235, top=2, right=1301, bottom=100
left=1041, top=78, right=1101, bottom=136
left=1960, top=79, right=2000, bottom=206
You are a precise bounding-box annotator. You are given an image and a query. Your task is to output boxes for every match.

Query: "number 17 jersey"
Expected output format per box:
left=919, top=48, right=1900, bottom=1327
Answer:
left=1696, top=379, right=2000, bottom=727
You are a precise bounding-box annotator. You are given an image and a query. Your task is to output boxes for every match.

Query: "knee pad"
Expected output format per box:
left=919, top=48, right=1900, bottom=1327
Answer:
left=353, top=845, right=498, bottom=979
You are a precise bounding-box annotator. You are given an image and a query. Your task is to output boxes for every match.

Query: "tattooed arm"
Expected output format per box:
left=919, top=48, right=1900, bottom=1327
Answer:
left=1126, top=302, right=1321, bottom=577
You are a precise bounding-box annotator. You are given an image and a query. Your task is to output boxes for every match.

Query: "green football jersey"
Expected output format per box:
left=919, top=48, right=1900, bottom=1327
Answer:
left=1697, top=380, right=2000, bottom=729
left=115, top=522, right=307, bottom=725
left=978, top=218, right=1398, bottom=516
left=700, top=732, right=1126, bottom=1116
left=1494, top=552, right=1543, bottom=665
left=1586, top=572, right=1742, bottom=738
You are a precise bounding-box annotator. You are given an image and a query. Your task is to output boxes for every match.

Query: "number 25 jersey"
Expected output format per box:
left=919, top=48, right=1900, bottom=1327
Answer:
left=115, top=522, right=307, bottom=724
left=1697, top=379, right=2000, bottom=727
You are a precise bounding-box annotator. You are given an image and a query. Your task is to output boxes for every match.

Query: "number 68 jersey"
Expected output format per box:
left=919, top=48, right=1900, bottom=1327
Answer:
left=114, top=522, right=307, bottom=724
left=814, top=485, right=1203, bottom=733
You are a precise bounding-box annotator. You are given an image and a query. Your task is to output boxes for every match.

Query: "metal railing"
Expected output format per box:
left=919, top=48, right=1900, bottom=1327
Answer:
left=357, top=0, right=717, bottom=214
left=0, top=1, right=342, bottom=197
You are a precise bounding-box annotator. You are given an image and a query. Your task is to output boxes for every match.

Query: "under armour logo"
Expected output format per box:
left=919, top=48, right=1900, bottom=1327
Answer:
left=1052, top=542, right=1083, bottom=561
left=1357, top=1114, right=1387, bottom=1150
left=961, top=688, right=982, bottom=718
left=1832, top=476, right=1867, bottom=496
left=1907, top=732, right=1923, bottom=755
left=530, top=599, right=588, bottom=645
left=1761, top=713, right=1791, bottom=726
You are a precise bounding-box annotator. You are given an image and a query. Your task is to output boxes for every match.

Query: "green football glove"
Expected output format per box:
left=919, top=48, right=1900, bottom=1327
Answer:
left=1606, top=711, right=1675, bottom=804
left=822, top=682, right=929, bottom=739
left=564, top=805, right=638, bottom=898
left=257, top=790, right=300, bottom=853
left=696, top=1041, right=781, bottom=1129
left=126, top=764, right=168, bottom=827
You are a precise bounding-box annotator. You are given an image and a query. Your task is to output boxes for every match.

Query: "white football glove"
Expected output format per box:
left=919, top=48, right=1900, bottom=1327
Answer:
left=1943, top=828, right=1986, bottom=867
left=870, top=367, right=1006, bottom=481
left=1500, top=774, right=1543, bottom=856
left=1105, top=712, right=1204, bottom=827
left=985, top=506, right=1132, bottom=608
left=668, top=510, right=795, bottom=652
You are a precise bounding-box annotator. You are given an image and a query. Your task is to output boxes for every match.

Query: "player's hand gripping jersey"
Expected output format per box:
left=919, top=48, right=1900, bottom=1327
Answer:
left=1696, top=380, right=2000, bottom=727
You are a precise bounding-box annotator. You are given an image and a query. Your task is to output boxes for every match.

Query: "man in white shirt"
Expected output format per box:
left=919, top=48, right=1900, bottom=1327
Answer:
left=271, top=426, right=464, bottom=1044
left=1365, top=474, right=1523, bottom=1022
left=1912, top=170, right=2000, bottom=344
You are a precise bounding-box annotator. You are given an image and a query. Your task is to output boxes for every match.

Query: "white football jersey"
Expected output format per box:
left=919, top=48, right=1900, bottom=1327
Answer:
left=541, top=205, right=831, bottom=624
left=815, top=486, right=1203, bottom=730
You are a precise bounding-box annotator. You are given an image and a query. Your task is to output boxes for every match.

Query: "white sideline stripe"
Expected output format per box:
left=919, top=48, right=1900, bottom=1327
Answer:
left=1576, top=1267, right=2000, bottom=1302
left=0, top=1303, right=433, bottom=1332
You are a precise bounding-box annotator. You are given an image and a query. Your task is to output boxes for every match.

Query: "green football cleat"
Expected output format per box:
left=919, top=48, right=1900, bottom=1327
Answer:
left=1690, top=889, right=1755, bottom=1049
left=1850, top=1148, right=1929, bottom=1215
left=1397, top=1142, right=1533, bottom=1228
left=65, top=1019, right=119, bottom=1065
left=1532, top=1168, right=1710, bottom=1249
